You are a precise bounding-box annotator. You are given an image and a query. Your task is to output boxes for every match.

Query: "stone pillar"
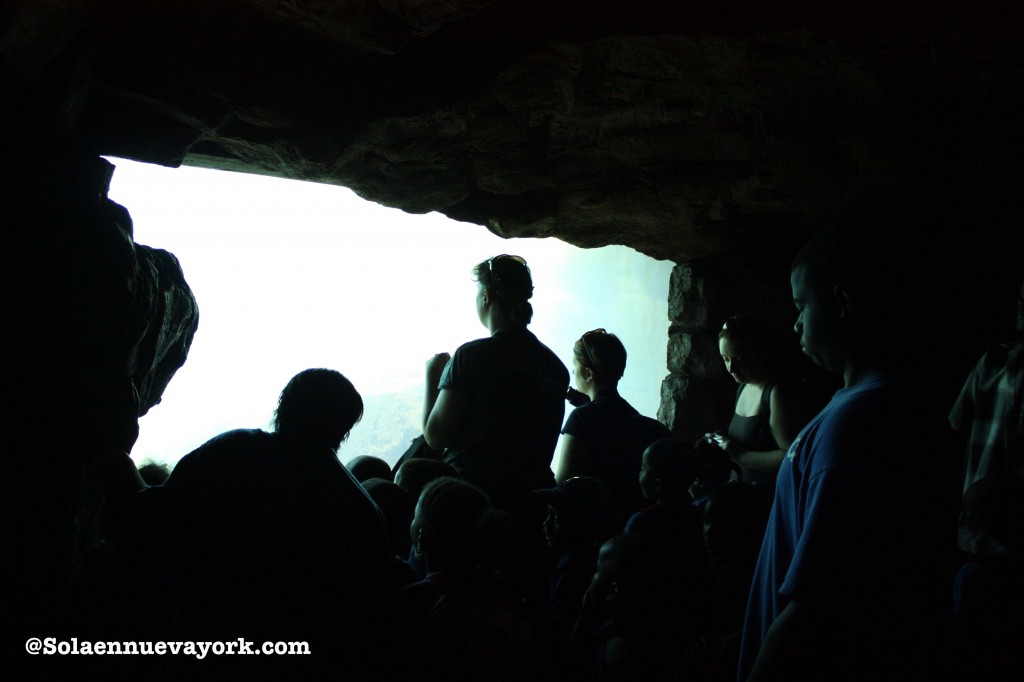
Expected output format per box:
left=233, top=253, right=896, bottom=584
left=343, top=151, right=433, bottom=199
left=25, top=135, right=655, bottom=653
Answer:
left=658, top=236, right=806, bottom=444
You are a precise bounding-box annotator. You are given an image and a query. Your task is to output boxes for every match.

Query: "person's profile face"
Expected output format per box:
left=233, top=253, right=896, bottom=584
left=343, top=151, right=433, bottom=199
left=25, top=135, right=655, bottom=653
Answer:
left=476, top=282, right=488, bottom=326
left=589, top=541, right=620, bottom=605
left=409, top=501, right=426, bottom=559
left=638, top=451, right=658, bottom=501
left=791, top=265, right=841, bottom=374
left=542, top=504, right=563, bottom=549
left=571, top=357, right=589, bottom=392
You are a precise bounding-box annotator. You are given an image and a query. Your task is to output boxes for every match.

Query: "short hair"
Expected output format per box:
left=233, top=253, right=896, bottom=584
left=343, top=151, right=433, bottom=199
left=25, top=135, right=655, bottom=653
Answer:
left=137, top=460, right=170, bottom=486
left=473, top=254, right=534, bottom=324
left=395, top=458, right=459, bottom=500
left=643, top=439, right=699, bottom=500
left=272, top=369, right=363, bottom=450
left=346, top=455, right=393, bottom=483
left=417, top=476, right=511, bottom=568
left=573, top=329, right=627, bottom=382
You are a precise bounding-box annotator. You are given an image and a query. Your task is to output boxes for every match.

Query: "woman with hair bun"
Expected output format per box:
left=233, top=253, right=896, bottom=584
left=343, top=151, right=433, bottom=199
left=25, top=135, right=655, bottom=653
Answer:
left=422, top=255, right=569, bottom=507
left=555, top=328, right=671, bottom=516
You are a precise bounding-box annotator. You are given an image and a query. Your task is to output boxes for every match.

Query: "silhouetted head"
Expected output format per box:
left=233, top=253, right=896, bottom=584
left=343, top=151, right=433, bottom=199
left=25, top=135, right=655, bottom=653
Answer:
left=410, top=476, right=511, bottom=572
left=590, top=533, right=680, bottom=626
left=639, top=439, right=698, bottom=504
left=690, top=438, right=741, bottom=501
left=572, top=328, right=627, bottom=391
left=346, top=455, right=393, bottom=483
left=791, top=222, right=912, bottom=377
left=137, top=459, right=170, bottom=486
left=394, top=458, right=459, bottom=500
left=534, top=476, right=618, bottom=549
left=473, top=254, right=534, bottom=326
left=272, top=368, right=363, bottom=452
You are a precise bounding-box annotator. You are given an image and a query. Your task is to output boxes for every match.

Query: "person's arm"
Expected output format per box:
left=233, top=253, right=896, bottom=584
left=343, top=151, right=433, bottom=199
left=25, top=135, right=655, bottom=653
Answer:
left=423, top=352, right=468, bottom=450
left=554, top=433, right=587, bottom=483
left=423, top=388, right=468, bottom=450
left=744, top=599, right=810, bottom=681
left=716, top=383, right=805, bottom=473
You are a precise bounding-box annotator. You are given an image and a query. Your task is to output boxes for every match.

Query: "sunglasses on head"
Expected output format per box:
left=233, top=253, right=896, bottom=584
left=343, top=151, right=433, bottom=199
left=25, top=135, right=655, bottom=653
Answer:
left=486, top=254, right=527, bottom=284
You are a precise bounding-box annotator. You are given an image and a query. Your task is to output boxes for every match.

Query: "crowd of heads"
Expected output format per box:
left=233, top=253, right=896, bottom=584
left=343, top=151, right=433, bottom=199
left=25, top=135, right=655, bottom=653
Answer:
left=83, top=239, right=1020, bottom=681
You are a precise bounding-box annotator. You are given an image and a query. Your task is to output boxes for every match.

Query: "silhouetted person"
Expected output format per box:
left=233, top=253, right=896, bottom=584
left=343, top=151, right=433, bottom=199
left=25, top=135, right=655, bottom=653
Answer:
left=738, top=225, right=961, bottom=681
left=949, top=279, right=1023, bottom=552
left=706, top=315, right=829, bottom=489
left=625, top=438, right=705, bottom=559
left=534, top=477, right=618, bottom=635
left=393, top=457, right=460, bottom=579
left=555, top=328, right=672, bottom=516
left=694, top=482, right=773, bottom=681
left=570, top=533, right=702, bottom=682
left=422, top=254, right=568, bottom=605
left=422, top=254, right=568, bottom=503
left=393, top=477, right=535, bottom=682
left=163, top=368, right=389, bottom=679
left=347, top=453, right=394, bottom=482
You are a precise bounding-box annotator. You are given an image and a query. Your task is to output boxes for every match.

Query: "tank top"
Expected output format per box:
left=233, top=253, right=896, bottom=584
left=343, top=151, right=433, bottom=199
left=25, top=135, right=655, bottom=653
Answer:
left=727, top=380, right=778, bottom=486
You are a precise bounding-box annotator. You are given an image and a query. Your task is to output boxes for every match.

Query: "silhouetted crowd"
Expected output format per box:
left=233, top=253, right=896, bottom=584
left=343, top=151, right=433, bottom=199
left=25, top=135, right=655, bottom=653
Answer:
left=69, top=245, right=1021, bottom=681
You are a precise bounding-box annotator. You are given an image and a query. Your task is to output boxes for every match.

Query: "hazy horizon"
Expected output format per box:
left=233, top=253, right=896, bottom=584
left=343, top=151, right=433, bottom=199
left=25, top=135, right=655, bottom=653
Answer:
left=105, top=157, right=674, bottom=472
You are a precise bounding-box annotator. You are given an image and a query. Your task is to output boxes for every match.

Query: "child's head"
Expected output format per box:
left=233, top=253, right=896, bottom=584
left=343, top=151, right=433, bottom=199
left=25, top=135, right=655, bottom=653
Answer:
left=639, top=439, right=698, bottom=504
left=410, top=476, right=511, bottom=572
left=590, top=533, right=678, bottom=625
left=137, top=459, right=170, bottom=486
left=690, top=438, right=740, bottom=501
left=395, top=458, right=459, bottom=500
left=702, top=481, right=771, bottom=562
left=534, top=476, right=617, bottom=550
left=346, top=455, right=393, bottom=483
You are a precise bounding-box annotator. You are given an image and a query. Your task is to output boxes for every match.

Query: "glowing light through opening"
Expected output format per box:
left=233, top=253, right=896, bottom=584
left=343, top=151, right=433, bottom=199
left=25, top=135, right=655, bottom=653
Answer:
left=105, top=158, right=673, bottom=471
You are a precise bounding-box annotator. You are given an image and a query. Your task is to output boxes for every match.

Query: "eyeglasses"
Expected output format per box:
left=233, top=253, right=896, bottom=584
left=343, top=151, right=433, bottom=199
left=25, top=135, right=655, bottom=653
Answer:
left=577, top=328, right=607, bottom=368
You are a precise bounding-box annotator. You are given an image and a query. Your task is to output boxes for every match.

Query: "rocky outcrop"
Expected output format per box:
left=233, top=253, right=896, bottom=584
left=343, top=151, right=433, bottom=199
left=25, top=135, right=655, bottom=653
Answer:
left=5, top=2, right=1022, bottom=261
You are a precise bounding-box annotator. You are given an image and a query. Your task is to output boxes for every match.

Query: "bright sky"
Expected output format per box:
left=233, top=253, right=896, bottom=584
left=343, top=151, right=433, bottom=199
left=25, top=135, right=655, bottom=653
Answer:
left=105, top=158, right=674, bottom=471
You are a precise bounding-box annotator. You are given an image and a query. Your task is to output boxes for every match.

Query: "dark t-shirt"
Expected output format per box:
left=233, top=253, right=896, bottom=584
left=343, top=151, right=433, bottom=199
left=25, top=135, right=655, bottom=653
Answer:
left=439, top=326, right=569, bottom=500
left=163, top=429, right=390, bottom=673
left=562, top=393, right=672, bottom=515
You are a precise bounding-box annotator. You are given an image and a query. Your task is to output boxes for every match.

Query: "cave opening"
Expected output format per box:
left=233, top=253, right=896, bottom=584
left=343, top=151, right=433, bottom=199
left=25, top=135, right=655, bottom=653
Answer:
left=105, top=157, right=675, bottom=472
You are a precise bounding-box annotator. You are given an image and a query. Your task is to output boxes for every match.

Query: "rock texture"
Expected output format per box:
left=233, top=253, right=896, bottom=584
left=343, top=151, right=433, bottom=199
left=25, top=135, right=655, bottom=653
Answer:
left=4, top=1, right=1022, bottom=260
left=3, top=0, right=1023, bottom=647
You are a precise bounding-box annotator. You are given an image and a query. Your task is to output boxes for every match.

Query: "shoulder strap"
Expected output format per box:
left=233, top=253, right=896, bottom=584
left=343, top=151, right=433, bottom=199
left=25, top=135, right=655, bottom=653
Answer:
left=760, top=380, right=777, bottom=417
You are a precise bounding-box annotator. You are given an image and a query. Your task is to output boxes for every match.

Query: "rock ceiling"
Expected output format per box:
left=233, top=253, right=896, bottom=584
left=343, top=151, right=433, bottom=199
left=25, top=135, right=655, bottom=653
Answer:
left=4, top=0, right=1023, bottom=261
